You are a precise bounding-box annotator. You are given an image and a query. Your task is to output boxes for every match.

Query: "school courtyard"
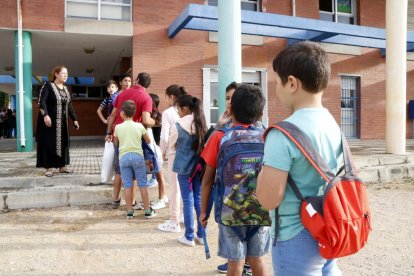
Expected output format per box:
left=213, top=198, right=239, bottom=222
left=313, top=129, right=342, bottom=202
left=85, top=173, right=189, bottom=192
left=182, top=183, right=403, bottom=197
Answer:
left=0, top=138, right=413, bottom=275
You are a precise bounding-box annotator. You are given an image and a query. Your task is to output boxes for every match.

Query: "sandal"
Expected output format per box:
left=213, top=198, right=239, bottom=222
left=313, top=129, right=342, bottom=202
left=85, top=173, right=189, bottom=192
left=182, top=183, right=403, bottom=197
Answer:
left=59, top=168, right=74, bottom=174
left=45, top=170, right=53, bottom=177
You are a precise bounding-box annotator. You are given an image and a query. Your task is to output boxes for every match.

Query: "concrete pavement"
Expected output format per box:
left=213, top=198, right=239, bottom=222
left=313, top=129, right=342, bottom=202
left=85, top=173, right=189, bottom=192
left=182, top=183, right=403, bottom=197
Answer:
left=1, top=137, right=414, bottom=210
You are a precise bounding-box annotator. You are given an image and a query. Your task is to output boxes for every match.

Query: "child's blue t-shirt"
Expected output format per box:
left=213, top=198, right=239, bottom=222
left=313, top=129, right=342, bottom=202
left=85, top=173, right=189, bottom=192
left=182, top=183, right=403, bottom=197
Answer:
left=263, top=108, right=342, bottom=241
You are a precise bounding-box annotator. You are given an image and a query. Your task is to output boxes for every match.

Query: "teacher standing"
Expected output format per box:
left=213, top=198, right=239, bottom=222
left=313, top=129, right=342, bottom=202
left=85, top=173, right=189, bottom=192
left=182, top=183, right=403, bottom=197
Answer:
left=36, top=65, right=79, bottom=177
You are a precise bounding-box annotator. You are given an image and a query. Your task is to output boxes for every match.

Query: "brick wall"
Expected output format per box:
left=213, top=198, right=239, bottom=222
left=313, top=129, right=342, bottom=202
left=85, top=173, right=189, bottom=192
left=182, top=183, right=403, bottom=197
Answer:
left=0, top=0, right=64, bottom=31
left=132, top=0, right=206, bottom=113
left=358, top=0, right=385, bottom=28
left=0, top=1, right=17, bottom=28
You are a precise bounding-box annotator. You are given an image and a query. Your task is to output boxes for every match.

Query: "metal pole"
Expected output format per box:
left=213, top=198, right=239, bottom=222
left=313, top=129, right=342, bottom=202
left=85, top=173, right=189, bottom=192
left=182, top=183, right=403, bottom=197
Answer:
left=17, top=0, right=25, bottom=148
left=218, top=0, right=242, bottom=116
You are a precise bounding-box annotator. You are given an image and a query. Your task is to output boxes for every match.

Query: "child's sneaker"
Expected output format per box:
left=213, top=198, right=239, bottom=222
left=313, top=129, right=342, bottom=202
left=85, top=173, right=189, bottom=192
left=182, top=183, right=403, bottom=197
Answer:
left=126, top=210, right=134, bottom=220
left=177, top=235, right=195, bottom=246
left=144, top=207, right=157, bottom=219
left=157, top=220, right=181, bottom=233
left=217, top=263, right=228, bottom=274
left=132, top=201, right=144, bottom=210
left=147, top=177, right=158, bottom=188
left=195, top=236, right=204, bottom=245
left=161, top=195, right=169, bottom=204
left=111, top=199, right=121, bottom=209
left=151, top=199, right=166, bottom=210
left=242, top=262, right=252, bottom=276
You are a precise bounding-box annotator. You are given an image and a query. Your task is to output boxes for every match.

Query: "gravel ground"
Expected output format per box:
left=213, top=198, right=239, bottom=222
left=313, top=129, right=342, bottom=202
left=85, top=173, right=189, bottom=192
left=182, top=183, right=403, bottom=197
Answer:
left=0, top=183, right=413, bottom=275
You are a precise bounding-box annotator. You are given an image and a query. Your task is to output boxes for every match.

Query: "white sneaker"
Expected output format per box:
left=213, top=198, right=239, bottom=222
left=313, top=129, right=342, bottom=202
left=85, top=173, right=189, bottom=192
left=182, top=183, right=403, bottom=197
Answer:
left=157, top=221, right=181, bottom=233
left=195, top=236, right=204, bottom=245
left=151, top=199, right=166, bottom=210
left=178, top=235, right=195, bottom=247
left=161, top=195, right=169, bottom=204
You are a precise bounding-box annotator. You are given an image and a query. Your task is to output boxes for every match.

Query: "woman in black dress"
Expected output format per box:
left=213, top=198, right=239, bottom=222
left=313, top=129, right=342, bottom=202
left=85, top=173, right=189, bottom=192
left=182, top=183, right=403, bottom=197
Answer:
left=36, top=65, right=79, bottom=177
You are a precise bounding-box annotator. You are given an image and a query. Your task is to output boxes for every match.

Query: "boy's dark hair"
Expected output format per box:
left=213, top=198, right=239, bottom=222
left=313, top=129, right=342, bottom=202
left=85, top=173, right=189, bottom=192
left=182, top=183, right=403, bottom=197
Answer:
left=106, top=80, right=118, bottom=88
left=226, top=81, right=241, bottom=93
left=136, top=72, right=151, bottom=88
left=119, top=73, right=131, bottom=83
left=176, top=95, right=207, bottom=154
left=231, top=84, right=265, bottom=124
left=121, top=100, right=136, bottom=118
left=272, top=41, right=330, bottom=93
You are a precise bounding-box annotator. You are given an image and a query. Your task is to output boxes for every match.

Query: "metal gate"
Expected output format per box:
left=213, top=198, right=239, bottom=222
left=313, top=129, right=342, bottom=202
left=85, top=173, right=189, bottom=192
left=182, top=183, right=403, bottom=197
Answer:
left=340, top=76, right=360, bottom=138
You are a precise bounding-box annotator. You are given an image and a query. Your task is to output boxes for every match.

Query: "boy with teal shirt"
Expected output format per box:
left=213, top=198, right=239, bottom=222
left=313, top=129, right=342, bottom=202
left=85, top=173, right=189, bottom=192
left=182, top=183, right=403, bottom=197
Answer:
left=114, top=100, right=156, bottom=219
left=256, top=41, right=343, bottom=275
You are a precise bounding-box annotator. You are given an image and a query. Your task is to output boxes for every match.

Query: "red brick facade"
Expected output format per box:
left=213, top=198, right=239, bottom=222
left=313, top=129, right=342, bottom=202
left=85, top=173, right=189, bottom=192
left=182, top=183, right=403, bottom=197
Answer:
left=1, top=0, right=413, bottom=139
left=2, top=0, right=64, bottom=31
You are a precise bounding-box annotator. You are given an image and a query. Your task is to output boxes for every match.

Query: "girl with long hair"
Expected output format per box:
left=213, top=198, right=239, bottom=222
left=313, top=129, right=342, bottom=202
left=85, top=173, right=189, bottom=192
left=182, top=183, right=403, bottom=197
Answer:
left=171, top=95, right=207, bottom=246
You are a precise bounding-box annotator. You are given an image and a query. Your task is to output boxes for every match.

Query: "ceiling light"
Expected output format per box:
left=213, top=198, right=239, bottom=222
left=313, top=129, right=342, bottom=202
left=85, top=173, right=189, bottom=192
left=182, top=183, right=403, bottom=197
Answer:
left=83, top=47, right=95, bottom=54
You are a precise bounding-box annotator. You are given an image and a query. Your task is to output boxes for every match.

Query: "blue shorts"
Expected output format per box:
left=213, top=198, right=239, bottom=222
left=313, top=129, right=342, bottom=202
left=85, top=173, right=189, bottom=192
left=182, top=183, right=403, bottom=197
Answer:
left=218, top=224, right=271, bottom=261
left=119, top=152, right=148, bottom=188
left=272, top=229, right=342, bottom=276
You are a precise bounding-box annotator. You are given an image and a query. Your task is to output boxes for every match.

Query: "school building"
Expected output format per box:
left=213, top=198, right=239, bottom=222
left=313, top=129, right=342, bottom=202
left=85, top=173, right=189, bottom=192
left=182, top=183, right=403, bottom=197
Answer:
left=0, top=0, right=414, bottom=151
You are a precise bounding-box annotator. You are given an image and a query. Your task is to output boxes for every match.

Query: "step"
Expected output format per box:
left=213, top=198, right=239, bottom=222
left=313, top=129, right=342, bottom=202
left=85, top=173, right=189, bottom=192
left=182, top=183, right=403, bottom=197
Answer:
left=0, top=182, right=160, bottom=211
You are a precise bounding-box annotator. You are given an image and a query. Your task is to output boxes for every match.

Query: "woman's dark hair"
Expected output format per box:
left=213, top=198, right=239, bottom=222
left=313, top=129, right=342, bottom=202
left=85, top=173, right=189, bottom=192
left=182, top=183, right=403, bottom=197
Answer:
left=165, top=85, right=187, bottom=104
left=149, top=93, right=160, bottom=108
left=51, top=65, right=67, bottom=81
left=226, top=81, right=241, bottom=93
left=176, top=95, right=207, bottom=154
left=231, top=84, right=265, bottom=124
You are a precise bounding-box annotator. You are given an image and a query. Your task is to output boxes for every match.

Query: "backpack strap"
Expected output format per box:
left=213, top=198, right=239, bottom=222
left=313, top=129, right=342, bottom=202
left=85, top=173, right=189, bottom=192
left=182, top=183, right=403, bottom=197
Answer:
left=265, top=121, right=336, bottom=183
left=340, top=132, right=358, bottom=176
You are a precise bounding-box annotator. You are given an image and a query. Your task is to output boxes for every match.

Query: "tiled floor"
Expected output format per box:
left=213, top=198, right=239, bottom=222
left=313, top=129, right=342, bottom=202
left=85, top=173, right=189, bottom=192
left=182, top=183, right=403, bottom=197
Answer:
left=0, top=138, right=104, bottom=178
left=1, top=137, right=414, bottom=178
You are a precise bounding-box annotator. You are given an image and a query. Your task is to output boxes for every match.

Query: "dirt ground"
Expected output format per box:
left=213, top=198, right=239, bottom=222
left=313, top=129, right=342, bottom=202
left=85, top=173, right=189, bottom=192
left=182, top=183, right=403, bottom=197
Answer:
left=0, top=183, right=413, bottom=275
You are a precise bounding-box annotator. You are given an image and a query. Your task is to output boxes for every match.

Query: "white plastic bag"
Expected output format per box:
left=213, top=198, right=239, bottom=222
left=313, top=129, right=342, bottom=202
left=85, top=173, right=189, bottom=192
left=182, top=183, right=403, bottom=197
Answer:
left=101, top=141, right=115, bottom=183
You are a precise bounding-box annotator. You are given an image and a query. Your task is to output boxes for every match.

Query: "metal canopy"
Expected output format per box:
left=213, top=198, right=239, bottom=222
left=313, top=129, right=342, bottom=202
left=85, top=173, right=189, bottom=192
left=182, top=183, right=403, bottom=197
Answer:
left=168, top=4, right=414, bottom=51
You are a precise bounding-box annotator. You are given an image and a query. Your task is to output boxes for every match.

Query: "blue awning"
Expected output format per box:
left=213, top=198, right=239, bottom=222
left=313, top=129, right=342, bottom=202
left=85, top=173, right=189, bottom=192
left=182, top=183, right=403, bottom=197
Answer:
left=0, top=75, right=95, bottom=85
left=168, top=4, right=414, bottom=51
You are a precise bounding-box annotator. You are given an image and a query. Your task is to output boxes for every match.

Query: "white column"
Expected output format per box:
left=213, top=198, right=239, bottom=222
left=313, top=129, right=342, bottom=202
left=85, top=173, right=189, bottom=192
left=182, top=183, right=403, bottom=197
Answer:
left=386, top=0, right=408, bottom=154
left=218, top=0, right=242, bottom=116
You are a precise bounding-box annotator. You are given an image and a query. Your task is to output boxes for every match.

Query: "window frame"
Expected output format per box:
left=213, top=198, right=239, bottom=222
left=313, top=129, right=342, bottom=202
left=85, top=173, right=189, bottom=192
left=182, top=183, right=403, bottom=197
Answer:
left=319, top=0, right=357, bottom=25
left=207, top=0, right=261, bottom=12
left=65, top=0, right=132, bottom=22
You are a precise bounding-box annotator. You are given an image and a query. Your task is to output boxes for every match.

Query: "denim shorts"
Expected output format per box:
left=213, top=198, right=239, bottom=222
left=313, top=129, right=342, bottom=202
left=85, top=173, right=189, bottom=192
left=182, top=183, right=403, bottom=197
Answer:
left=272, top=229, right=342, bottom=276
left=119, top=152, right=148, bottom=188
left=218, top=224, right=271, bottom=261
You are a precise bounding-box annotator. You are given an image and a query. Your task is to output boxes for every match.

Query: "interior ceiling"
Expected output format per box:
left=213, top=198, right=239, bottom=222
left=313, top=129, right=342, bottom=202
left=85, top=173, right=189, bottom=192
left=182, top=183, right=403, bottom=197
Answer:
left=0, top=29, right=132, bottom=94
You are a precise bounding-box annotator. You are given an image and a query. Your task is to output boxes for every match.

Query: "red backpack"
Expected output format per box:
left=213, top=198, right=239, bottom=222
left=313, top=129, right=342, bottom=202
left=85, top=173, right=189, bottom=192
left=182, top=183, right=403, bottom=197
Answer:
left=264, top=121, right=371, bottom=259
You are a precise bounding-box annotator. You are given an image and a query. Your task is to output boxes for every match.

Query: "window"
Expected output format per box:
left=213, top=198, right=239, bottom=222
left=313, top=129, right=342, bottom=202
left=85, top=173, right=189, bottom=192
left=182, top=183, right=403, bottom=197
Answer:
left=66, top=0, right=132, bottom=21
left=340, top=76, right=360, bottom=138
left=208, top=0, right=261, bottom=12
left=202, top=67, right=268, bottom=127
left=319, top=0, right=356, bottom=24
